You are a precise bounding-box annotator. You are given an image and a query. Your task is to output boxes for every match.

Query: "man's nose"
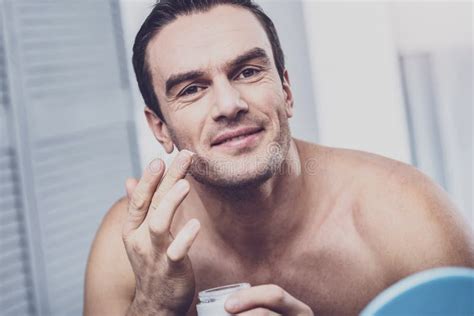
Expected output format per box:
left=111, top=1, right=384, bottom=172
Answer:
left=210, top=78, right=248, bottom=121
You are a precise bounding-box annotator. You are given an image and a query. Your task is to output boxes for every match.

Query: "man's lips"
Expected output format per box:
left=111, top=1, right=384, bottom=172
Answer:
left=211, top=127, right=264, bottom=146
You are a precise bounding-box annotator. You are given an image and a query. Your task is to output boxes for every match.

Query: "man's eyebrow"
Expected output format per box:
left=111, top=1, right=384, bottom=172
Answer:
left=226, top=47, right=271, bottom=71
left=164, top=47, right=270, bottom=97
left=165, top=70, right=205, bottom=97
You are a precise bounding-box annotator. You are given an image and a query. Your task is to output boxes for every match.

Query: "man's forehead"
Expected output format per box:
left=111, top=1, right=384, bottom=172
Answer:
left=146, top=5, right=273, bottom=82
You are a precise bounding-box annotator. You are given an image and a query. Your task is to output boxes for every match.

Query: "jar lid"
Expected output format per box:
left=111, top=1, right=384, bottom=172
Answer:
left=198, top=283, right=251, bottom=303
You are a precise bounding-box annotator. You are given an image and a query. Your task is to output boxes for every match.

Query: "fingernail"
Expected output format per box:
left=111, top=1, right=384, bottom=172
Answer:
left=149, top=159, right=162, bottom=174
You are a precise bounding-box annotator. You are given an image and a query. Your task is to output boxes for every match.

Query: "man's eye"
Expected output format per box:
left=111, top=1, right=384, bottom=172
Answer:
left=237, top=68, right=260, bottom=79
left=180, top=85, right=203, bottom=96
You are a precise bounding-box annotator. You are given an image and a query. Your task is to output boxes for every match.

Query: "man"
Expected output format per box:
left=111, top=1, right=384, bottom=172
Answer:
left=84, top=0, right=473, bottom=315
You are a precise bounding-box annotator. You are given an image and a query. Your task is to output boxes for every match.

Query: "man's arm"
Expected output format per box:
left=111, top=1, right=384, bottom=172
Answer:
left=362, top=162, right=473, bottom=280
left=84, top=197, right=136, bottom=316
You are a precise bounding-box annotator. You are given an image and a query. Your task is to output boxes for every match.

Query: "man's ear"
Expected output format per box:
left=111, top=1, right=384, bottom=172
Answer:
left=282, top=69, right=294, bottom=118
left=144, top=107, right=175, bottom=154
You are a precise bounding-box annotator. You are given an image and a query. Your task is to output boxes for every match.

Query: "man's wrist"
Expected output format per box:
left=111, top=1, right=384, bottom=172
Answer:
left=126, top=295, right=180, bottom=316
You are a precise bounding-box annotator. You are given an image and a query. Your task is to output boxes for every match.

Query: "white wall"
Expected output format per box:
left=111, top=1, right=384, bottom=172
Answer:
left=389, top=1, right=472, bottom=54
left=303, top=2, right=412, bottom=163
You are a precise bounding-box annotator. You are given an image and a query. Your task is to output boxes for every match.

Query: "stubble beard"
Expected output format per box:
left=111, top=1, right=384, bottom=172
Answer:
left=168, top=113, right=292, bottom=191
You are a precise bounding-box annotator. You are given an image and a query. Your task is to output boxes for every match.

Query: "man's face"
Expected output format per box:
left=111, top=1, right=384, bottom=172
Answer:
left=147, top=5, right=293, bottom=188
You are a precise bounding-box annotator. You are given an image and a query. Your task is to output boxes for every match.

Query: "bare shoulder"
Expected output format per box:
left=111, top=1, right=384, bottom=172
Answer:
left=331, top=146, right=473, bottom=276
left=297, top=140, right=473, bottom=276
left=295, top=138, right=400, bottom=173
left=84, top=196, right=136, bottom=315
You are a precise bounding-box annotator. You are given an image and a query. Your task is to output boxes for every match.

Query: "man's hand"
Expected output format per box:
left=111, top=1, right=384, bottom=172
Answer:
left=122, top=150, right=199, bottom=316
left=225, top=284, right=314, bottom=315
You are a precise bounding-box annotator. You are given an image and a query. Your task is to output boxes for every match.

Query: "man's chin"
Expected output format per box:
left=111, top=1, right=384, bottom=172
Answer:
left=189, top=167, right=274, bottom=190
left=188, top=151, right=284, bottom=190
left=188, top=130, right=290, bottom=189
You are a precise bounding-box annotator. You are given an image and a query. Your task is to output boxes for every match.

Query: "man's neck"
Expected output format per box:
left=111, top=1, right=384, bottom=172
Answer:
left=186, top=139, right=311, bottom=261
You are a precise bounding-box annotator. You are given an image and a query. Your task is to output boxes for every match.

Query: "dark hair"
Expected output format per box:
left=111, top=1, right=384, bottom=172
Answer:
left=132, top=0, right=285, bottom=121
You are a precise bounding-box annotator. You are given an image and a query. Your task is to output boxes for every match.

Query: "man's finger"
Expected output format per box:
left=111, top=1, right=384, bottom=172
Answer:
left=225, top=284, right=313, bottom=315
left=147, top=150, right=194, bottom=216
left=125, top=178, right=139, bottom=199
left=148, top=179, right=191, bottom=246
left=123, top=158, right=165, bottom=237
left=166, top=218, right=200, bottom=262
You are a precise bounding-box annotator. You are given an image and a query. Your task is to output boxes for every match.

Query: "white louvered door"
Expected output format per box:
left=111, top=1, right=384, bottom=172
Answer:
left=0, top=1, right=140, bottom=315
left=0, top=19, right=36, bottom=315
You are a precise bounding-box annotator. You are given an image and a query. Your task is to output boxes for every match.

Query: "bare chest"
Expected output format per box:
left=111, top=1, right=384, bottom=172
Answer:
left=185, top=217, right=392, bottom=316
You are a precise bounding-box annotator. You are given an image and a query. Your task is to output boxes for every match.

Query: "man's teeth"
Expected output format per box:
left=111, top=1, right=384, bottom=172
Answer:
left=223, top=134, right=248, bottom=143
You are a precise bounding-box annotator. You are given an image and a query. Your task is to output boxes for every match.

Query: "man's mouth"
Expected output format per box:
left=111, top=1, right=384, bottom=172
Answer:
left=211, top=127, right=264, bottom=147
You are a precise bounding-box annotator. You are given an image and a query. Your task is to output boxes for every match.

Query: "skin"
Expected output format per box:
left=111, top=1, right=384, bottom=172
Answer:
left=84, top=5, right=474, bottom=316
